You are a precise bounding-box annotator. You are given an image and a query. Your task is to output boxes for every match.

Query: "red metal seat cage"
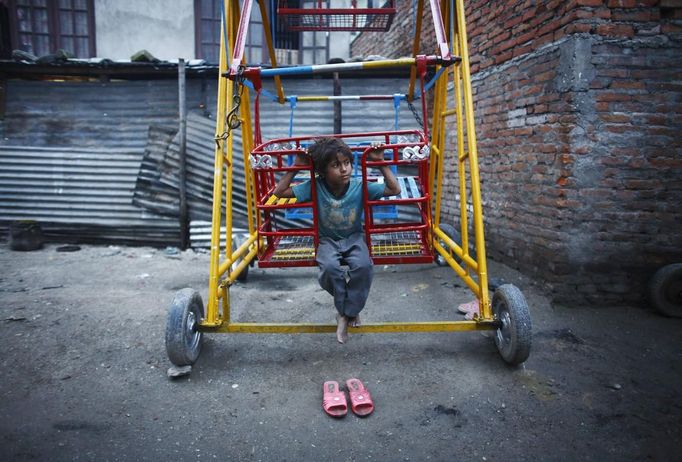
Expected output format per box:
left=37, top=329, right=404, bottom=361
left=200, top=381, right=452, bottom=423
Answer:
left=250, top=129, right=433, bottom=267
left=277, top=1, right=397, bottom=32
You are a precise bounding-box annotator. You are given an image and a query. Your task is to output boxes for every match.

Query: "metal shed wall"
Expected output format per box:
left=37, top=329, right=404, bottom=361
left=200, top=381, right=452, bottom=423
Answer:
left=0, top=145, right=179, bottom=245
left=0, top=74, right=423, bottom=246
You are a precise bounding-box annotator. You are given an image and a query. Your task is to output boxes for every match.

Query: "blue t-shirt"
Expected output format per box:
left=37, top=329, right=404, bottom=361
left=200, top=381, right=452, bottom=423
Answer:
left=292, top=178, right=385, bottom=240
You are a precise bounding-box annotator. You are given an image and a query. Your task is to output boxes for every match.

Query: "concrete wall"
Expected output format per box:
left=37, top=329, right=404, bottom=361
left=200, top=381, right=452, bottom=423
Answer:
left=352, top=1, right=682, bottom=305
left=94, top=0, right=195, bottom=61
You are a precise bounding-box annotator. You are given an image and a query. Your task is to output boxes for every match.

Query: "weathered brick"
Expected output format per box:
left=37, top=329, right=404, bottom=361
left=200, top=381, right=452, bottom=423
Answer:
left=352, top=0, right=682, bottom=306
left=595, top=23, right=636, bottom=36
left=607, top=0, right=637, bottom=7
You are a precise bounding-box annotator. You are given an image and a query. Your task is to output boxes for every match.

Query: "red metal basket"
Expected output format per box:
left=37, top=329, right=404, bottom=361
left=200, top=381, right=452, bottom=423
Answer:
left=277, top=1, right=396, bottom=32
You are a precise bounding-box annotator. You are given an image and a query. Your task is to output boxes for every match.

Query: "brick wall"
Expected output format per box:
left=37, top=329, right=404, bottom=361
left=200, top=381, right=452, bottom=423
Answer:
left=352, top=1, right=682, bottom=305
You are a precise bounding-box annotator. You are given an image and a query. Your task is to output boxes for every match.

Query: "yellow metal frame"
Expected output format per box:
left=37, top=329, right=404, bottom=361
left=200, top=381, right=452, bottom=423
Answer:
left=201, top=0, right=494, bottom=333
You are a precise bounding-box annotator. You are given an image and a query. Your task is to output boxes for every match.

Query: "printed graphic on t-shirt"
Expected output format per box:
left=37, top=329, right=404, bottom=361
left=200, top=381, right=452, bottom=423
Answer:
left=292, top=178, right=384, bottom=240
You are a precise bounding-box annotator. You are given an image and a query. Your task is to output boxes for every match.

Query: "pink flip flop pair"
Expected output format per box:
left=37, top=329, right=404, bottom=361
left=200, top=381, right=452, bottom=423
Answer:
left=322, top=378, right=374, bottom=418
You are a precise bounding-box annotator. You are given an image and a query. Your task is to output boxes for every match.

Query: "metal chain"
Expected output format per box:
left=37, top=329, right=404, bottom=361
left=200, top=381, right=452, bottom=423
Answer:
left=407, top=100, right=424, bottom=131
left=215, top=67, right=246, bottom=148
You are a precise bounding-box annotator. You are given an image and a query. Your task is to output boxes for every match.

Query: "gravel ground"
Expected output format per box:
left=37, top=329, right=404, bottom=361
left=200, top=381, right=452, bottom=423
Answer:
left=1, top=243, right=680, bottom=461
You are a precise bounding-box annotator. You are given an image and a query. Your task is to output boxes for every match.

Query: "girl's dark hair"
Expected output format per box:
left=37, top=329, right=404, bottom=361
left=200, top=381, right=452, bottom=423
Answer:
left=308, top=137, right=353, bottom=177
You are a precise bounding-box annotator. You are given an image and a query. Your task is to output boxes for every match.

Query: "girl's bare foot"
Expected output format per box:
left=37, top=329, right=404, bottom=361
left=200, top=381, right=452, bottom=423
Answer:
left=348, top=315, right=361, bottom=328
left=336, top=314, right=348, bottom=344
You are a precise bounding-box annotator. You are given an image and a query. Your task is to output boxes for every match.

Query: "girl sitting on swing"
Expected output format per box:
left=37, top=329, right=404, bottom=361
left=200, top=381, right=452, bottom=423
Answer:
left=273, top=137, right=401, bottom=343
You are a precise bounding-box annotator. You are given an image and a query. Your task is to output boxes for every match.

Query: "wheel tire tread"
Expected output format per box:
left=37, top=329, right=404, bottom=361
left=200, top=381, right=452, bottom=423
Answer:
left=493, top=284, right=532, bottom=366
left=648, top=263, right=682, bottom=318
left=165, top=288, right=204, bottom=366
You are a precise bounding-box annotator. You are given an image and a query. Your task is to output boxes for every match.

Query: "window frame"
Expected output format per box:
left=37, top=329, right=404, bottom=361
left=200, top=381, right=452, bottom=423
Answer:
left=193, top=0, right=331, bottom=66
left=7, top=0, right=96, bottom=58
left=194, top=0, right=222, bottom=64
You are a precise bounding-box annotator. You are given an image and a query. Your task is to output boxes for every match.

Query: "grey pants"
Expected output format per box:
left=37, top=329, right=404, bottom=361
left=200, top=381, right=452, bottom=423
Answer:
left=316, top=233, right=374, bottom=317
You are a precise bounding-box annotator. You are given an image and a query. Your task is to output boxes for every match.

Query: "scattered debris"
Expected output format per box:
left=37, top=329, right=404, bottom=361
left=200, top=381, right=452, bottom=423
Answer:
left=9, top=220, right=44, bottom=251
left=101, top=246, right=121, bottom=257
left=3, top=316, right=27, bottom=322
left=164, top=247, right=179, bottom=256
left=536, top=328, right=585, bottom=345
left=167, top=365, right=192, bottom=378
left=6, top=288, right=28, bottom=293
left=130, top=49, right=160, bottom=63
left=56, top=245, right=81, bottom=252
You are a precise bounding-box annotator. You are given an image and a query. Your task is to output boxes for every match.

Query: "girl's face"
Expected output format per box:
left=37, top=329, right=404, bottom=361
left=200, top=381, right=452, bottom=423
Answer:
left=324, top=152, right=352, bottom=190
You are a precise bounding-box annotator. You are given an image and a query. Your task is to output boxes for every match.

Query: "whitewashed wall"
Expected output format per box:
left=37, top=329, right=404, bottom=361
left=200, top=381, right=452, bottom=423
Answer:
left=94, top=0, right=353, bottom=63
left=95, top=0, right=195, bottom=61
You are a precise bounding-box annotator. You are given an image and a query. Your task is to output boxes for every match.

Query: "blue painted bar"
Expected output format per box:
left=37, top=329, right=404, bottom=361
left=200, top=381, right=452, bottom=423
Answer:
left=261, top=66, right=314, bottom=77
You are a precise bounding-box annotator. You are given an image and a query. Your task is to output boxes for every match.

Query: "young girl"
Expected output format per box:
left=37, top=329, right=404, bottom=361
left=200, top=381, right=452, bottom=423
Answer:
left=273, top=137, right=400, bottom=343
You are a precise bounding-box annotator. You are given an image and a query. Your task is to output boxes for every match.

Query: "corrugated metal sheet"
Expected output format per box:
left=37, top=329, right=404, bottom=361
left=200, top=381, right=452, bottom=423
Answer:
left=131, top=112, right=249, bottom=223
left=1, top=79, right=197, bottom=149
left=0, top=145, right=178, bottom=244
left=132, top=125, right=179, bottom=216
left=133, top=111, right=302, bottom=246
left=0, top=74, right=426, bottom=246
left=257, top=77, right=422, bottom=139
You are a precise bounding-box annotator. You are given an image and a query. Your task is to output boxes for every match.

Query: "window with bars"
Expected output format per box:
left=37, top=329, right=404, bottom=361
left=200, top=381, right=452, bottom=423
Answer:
left=8, top=0, right=95, bottom=58
left=194, top=0, right=221, bottom=64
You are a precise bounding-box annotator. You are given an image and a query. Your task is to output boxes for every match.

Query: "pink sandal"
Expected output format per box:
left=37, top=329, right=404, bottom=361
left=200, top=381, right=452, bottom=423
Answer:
left=346, top=378, right=374, bottom=417
left=322, top=381, right=348, bottom=418
left=457, top=300, right=480, bottom=320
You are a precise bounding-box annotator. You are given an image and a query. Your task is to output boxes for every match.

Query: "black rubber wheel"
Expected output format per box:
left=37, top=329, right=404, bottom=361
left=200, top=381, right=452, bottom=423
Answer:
left=165, top=288, right=204, bottom=366
left=231, top=234, right=249, bottom=282
left=648, top=263, right=682, bottom=318
left=492, top=284, right=532, bottom=365
left=435, top=223, right=459, bottom=266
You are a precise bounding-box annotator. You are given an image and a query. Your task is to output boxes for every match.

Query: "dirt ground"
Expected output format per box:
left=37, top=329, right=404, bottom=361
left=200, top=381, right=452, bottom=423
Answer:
left=1, top=242, right=681, bottom=461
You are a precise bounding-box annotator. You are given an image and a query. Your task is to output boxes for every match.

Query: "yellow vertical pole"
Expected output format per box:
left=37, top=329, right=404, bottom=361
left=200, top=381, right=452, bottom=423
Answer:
left=429, top=70, right=445, bottom=226
left=236, top=1, right=258, bottom=243
left=408, top=0, right=424, bottom=101
left=431, top=0, right=449, bottom=228
left=240, top=87, right=256, bottom=237
left=221, top=284, right=230, bottom=324
left=454, top=0, right=489, bottom=314
left=205, top=0, right=234, bottom=326
left=452, top=25, right=469, bottom=276
left=225, top=0, right=242, bottom=274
